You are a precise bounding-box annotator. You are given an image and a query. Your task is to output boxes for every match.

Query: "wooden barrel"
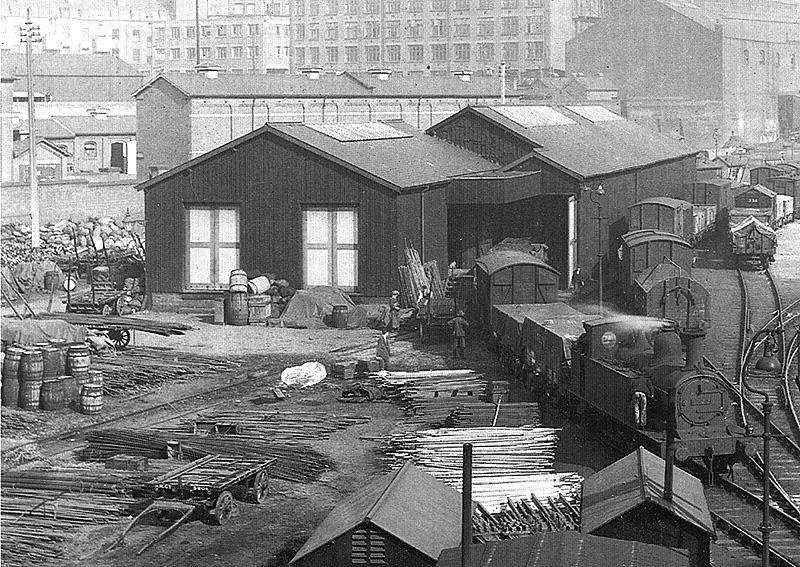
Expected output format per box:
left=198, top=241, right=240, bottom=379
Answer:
left=67, top=345, right=91, bottom=376
left=224, top=292, right=249, bottom=326
left=1, top=347, right=24, bottom=408
left=19, top=350, right=44, bottom=383
left=332, top=305, right=349, bottom=329
left=19, top=378, right=42, bottom=410
left=33, top=342, right=51, bottom=350
left=229, top=269, right=249, bottom=293
left=42, top=348, right=65, bottom=378
left=40, top=378, right=69, bottom=411
left=80, top=384, right=103, bottom=415
left=247, top=276, right=272, bottom=295
left=248, top=295, right=271, bottom=324
left=87, top=369, right=104, bottom=386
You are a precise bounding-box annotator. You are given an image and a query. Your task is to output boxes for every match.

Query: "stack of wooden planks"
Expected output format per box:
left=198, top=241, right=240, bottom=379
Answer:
left=39, top=313, right=192, bottom=336
left=397, top=245, right=445, bottom=308
left=472, top=493, right=580, bottom=541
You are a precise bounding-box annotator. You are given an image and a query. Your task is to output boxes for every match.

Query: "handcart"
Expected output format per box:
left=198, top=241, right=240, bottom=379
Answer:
left=109, top=454, right=276, bottom=555
left=66, top=271, right=127, bottom=316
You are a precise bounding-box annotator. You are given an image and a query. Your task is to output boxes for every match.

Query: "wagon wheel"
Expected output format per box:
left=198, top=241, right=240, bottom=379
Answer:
left=108, top=328, right=131, bottom=349
left=246, top=470, right=270, bottom=504
left=114, top=296, right=126, bottom=315
left=205, top=491, right=234, bottom=526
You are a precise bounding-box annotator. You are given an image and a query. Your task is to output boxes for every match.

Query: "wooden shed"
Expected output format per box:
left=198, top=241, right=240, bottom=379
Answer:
left=628, top=197, right=694, bottom=242
left=136, top=121, right=498, bottom=310
left=290, top=462, right=466, bottom=567
left=629, top=263, right=710, bottom=331
left=475, top=250, right=560, bottom=327
left=582, top=447, right=715, bottom=567
left=619, top=230, right=694, bottom=294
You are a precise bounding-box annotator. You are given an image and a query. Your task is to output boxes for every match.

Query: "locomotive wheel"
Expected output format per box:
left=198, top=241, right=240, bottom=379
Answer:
left=114, top=296, right=126, bottom=315
left=205, top=491, right=234, bottom=526
left=246, top=471, right=270, bottom=504
left=108, top=328, right=131, bottom=349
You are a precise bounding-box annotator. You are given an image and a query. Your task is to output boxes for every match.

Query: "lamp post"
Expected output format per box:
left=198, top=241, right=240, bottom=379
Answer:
left=20, top=9, right=42, bottom=248
left=743, top=328, right=783, bottom=567
left=584, top=183, right=606, bottom=315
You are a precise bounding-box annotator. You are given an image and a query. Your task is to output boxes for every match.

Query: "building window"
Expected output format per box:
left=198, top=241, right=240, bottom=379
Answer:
left=346, top=46, right=358, bottom=62
left=431, top=44, right=447, bottom=60
left=112, top=28, right=120, bottom=39
left=365, top=22, right=380, bottom=38
left=431, top=19, right=446, bottom=37
left=201, top=46, right=211, bottom=58
left=248, top=45, right=259, bottom=58
left=186, top=47, right=197, bottom=60
left=408, top=44, right=423, bottom=61
left=155, top=48, right=166, bottom=60
left=408, top=0, right=424, bottom=12
left=525, top=41, right=543, bottom=59
left=792, top=53, right=796, bottom=68
left=249, top=24, right=259, bottom=35
left=234, top=2, right=245, bottom=13
left=201, top=26, right=212, bottom=37
left=407, top=20, right=422, bottom=38
left=453, top=20, right=469, bottom=36
left=345, top=23, right=359, bottom=39
left=365, top=0, right=379, bottom=12
left=155, top=27, right=166, bottom=40
left=477, top=18, right=494, bottom=36
left=345, top=0, right=358, bottom=14
left=295, top=24, right=306, bottom=40
left=526, top=15, right=543, bottom=34
left=186, top=206, right=240, bottom=290
left=743, top=49, right=749, bottom=65
left=296, top=47, right=306, bottom=64
left=501, top=16, right=518, bottom=36
left=84, top=141, right=98, bottom=158
left=350, top=528, right=385, bottom=565
left=217, top=47, right=227, bottom=58
left=501, top=42, right=518, bottom=60
left=501, top=0, right=517, bottom=7
left=775, top=52, right=780, bottom=67
left=186, top=26, right=195, bottom=38
left=385, top=44, right=400, bottom=61
left=325, top=24, right=339, bottom=40
left=759, top=50, right=766, bottom=65
left=132, top=28, right=140, bottom=40
left=477, top=42, right=494, bottom=61
left=454, top=43, right=470, bottom=61
left=454, top=0, right=469, bottom=10
left=310, top=23, right=320, bottom=39
left=431, top=0, right=447, bottom=10
left=232, top=24, right=243, bottom=36
left=295, top=0, right=305, bottom=14
left=170, top=47, right=181, bottom=59
left=232, top=46, right=243, bottom=58
left=132, top=48, right=141, bottom=61
left=385, top=0, right=399, bottom=12
left=310, top=0, right=320, bottom=14
left=478, top=0, right=493, bottom=9
left=526, top=0, right=541, bottom=6
left=326, top=46, right=339, bottom=62
left=328, top=0, right=339, bottom=13
left=246, top=2, right=256, bottom=13
left=384, top=21, right=399, bottom=38
left=217, top=25, right=227, bottom=37
left=168, top=27, right=179, bottom=39
left=365, top=45, right=380, bottom=62
left=310, top=46, right=320, bottom=63
left=303, top=208, right=358, bottom=290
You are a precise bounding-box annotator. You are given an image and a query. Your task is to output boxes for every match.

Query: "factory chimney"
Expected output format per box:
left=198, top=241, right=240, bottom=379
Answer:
left=461, top=443, right=473, bottom=567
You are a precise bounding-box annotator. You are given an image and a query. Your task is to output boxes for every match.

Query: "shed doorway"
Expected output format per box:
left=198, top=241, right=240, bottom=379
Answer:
left=110, top=141, right=127, bottom=172
left=302, top=208, right=358, bottom=290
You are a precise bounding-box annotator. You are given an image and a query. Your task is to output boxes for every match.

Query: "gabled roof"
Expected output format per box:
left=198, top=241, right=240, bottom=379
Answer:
left=631, top=197, right=693, bottom=211
left=290, top=462, right=464, bottom=564
left=20, top=118, right=76, bottom=140
left=622, top=229, right=692, bottom=248
left=475, top=250, right=558, bottom=277
left=49, top=115, right=136, bottom=136
left=12, top=138, right=71, bottom=159
left=137, top=120, right=497, bottom=193
left=582, top=446, right=714, bottom=536
left=736, top=183, right=777, bottom=198
left=430, top=105, right=697, bottom=180
left=437, top=530, right=689, bottom=567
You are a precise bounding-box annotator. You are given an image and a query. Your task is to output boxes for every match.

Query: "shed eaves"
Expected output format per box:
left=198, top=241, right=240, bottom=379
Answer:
left=582, top=447, right=714, bottom=536
left=290, top=461, right=464, bottom=564
left=436, top=530, right=690, bottom=567
left=475, top=250, right=558, bottom=277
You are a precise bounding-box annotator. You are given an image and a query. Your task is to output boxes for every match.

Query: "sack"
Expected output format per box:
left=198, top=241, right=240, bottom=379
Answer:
left=280, top=361, right=327, bottom=388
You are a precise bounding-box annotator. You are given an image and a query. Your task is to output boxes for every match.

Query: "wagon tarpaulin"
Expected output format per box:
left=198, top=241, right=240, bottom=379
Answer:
left=1, top=318, right=86, bottom=345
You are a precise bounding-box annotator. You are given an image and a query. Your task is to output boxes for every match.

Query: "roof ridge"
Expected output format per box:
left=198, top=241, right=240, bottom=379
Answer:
left=365, top=461, right=411, bottom=520
left=50, top=116, right=75, bottom=136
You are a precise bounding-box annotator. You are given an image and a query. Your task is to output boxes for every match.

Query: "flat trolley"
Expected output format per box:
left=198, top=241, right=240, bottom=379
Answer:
left=110, top=454, right=276, bottom=554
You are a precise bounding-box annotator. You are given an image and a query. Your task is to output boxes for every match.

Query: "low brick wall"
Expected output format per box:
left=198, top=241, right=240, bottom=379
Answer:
left=2, top=177, right=144, bottom=224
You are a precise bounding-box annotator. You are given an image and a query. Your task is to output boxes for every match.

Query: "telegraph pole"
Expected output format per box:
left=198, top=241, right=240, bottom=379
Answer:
left=20, top=9, right=42, bottom=248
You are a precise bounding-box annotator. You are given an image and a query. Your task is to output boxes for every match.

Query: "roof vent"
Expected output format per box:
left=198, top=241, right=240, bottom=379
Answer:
left=194, top=62, right=223, bottom=79
left=453, top=69, right=473, bottom=82
left=367, top=68, right=392, bottom=80
left=299, top=66, right=324, bottom=79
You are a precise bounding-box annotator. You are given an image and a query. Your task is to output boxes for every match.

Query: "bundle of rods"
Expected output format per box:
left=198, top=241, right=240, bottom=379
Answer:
left=402, top=399, right=540, bottom=428
left=472, top=493, right=580, bottom=541
left=1, top=488, right=136, bottom=566
left=81, top=429, right=334, bottom=484
left=162, top=409, right=372, bottom=441
left=92, top=347, right=243, bottom=396
left=383, top=426, right=582, bottom=513
left=40, top=313, right=192, bottom=336
left=375, top=369, right=489, bottom=411
left=1, top=468, right=155, bottom=495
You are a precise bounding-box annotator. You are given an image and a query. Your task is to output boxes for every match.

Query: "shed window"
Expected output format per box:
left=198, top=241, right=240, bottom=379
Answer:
left=84, top=141, right=97, bottom=158
left=303, top=208, right=358, bottom=290
left=351, top=527, right=386, bottom=565
left=186, top=206, right=240, bottom=289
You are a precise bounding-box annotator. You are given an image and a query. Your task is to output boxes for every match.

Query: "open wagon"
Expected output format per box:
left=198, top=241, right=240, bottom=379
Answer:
left=66, top=275, right=128, bottom=316
left=110, top=454, right=276, bottom=554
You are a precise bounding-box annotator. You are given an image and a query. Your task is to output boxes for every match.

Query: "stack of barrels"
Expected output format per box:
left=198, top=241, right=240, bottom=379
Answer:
left=1, top=341, right=103, bottom=415
left=225, top=268, right=250, bottom=326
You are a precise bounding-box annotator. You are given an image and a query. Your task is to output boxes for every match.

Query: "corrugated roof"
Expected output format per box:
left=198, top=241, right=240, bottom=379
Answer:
left=475, top=250, right=558, bottom=277
left=631, top=197, right=693, bottom=210
left=622, top=229, right=691, bottom=248
left=50, top=115, right=136, bottom=136
left=290, top=462, right=464, bottom=564
left=582, top=447, right=714, bottom=536
left=489, top=106, right=576, bottom=128
left=449, top=106, right=696, bottom=179
left=437, top=530, right=690, bottom=567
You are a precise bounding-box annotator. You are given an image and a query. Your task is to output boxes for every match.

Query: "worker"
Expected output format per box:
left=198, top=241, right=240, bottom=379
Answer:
left=376, top=331, right=391, bottom=370
left=628, top=374, right=654, bottom=429
left=388, top=290, right=401, bottom=333
left=417, top=284, right=431, bottom=311
left=448, top=310, right=469, bottom=359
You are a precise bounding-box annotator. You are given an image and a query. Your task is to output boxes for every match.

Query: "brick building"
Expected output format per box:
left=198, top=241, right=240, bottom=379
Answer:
left=566, top=0, right=800, bottom=148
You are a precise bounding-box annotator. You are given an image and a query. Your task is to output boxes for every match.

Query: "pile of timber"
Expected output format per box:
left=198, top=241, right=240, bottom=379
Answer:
left=403, top=398, right=540, bottom=428
left=383, top=426, right=582, bottom=513
left=397, top=245, right=445, bottom=308
left=1, top=468, right=155, bottom=495
left=81, top=429, right=334, bottom=484
left=1, top=488, right=136, bottom=566
left=472, top=493, right=580, bottom=541
left=39, top=313, right=192, bottom=336
left=92, top=347, right=243, bottom=396
left=169, top=409, right=372, bottom=441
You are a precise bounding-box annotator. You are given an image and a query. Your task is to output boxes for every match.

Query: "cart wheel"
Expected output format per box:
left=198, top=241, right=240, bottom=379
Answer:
left=247, top=470, right=270, bottom=504
left=101, top=303, right=113, bottom=316
left=206, top=491, right=234, bottom=525
left=114, top=296, right=126, bottom=316
left=108, top=328, right=131, bottom=349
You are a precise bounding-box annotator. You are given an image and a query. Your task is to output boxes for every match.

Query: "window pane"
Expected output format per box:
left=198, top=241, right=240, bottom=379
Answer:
left=306, top=249, right=330, bottom=286
left=217, top=247, right=240, bottom=284
left=305, top=210, right=329, bottom=244
left=218, top=208, right=239, bottom=243
left=189, top=247, right=211, bottom=283
left=336, top=210, right=357, bottom=244
left=336, top=250, right=357, bottom=287
left=189, top=208, right=211, bottom=242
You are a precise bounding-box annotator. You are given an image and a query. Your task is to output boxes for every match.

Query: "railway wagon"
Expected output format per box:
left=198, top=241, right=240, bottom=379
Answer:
left=682, top=179, right=734, bottom=216
left=749, top=163, right=800, bottom=186
left=475, top=250, right=560, bottom=328
left=729, top=214, right=777, bottom=265
left=775, top=194, right=794, bottom=226
left=764, top=170, right=800, bottom=215
left=628, top=197, right=694, bottom=242
left=489, top=303, right=573, bottom=370
left=629, top=263, right=710, bottom=331
left=733, top=184, right=776, bottom=214
left=619, top=230, right=694, bottom=295
left=692, top=204, right=717, bottom=240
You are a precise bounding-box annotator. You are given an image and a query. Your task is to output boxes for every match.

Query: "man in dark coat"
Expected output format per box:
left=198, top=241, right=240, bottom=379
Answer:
left=448, top=310, right=469, bottom=359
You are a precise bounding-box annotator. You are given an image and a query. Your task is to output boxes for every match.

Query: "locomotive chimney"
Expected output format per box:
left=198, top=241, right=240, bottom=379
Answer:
left=681, top=327, right=707, bottom=370
left=664, top=388, right=677, bottom=501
